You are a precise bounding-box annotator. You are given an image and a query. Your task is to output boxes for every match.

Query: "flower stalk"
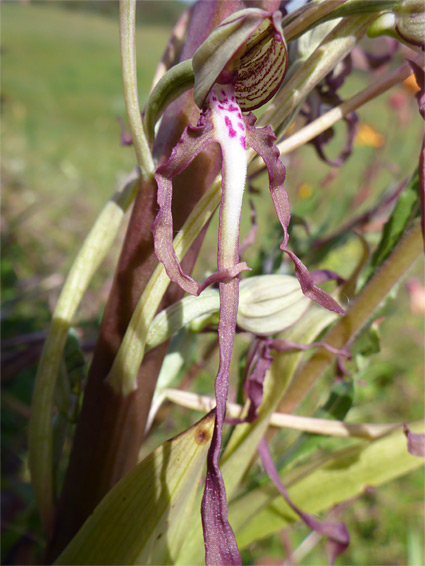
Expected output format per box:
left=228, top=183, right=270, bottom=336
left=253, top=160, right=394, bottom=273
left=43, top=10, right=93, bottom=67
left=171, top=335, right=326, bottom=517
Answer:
left=119, top=0, right=155, bottom=178
left=156, top=388, right=401, bottom=439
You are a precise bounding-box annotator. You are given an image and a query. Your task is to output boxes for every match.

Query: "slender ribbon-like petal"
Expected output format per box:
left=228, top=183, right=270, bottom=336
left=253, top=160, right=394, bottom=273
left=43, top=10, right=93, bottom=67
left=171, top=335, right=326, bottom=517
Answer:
left=202, top=280, right=242, bottom=566
left=153, top=118, right=215, bottom=295
left=305, top=57, right=359, bottom=167
left=258, top=437, right=350, bottom=565
left=153, top=116, right=249, bottom=296
left=227, top=337, right=349, bottom=427
left=245, top=113, right=344, bottom=314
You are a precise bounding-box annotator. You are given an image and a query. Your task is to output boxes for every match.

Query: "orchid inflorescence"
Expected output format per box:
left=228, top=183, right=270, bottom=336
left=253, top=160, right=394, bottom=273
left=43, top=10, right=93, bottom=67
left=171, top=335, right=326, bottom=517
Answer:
left=26, top=1, right=425, bottom=564
left=151, top=8, right=348, bottom=564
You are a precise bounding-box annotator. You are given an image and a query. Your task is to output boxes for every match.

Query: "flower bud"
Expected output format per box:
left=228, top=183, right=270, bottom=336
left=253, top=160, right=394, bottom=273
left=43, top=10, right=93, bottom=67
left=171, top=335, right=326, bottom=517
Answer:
left=192, top=8, right=288, bottom=111
left=237, top=274, right=311, bottom=335
left=368, top=1, right=425, bottom=50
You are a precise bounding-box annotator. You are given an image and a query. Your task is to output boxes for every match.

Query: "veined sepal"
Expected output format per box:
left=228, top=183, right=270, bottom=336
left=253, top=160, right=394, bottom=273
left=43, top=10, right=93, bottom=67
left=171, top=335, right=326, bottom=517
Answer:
left=144, top=275, right=312, bottom=349
left=193, top=8, right=288, bottom=111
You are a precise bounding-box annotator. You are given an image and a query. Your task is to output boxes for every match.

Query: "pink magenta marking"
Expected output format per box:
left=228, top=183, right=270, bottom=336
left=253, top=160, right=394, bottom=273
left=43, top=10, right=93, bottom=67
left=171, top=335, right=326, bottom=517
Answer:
left=237, top=122, right=244, bottom=130
left=240, top=136, right=246, bottom=149
left=221, top=89, right=226, bottom=96
left=218, top=104, right=225, bottom=110
left=231, top=96, right=235, bottom=101
left=237, top=112, right=242, bottom=119
left=224, top=116, right=237, bottom=138
left=212, top=96, right=217, bottom=101
left=227, top=104, right=238, bottom=112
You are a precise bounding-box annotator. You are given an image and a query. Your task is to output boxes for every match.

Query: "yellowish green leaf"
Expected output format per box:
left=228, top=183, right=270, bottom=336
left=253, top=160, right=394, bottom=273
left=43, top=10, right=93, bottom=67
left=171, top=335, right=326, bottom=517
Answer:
left=230, top=422, right=425, bottom=549
left=55, top=412, right=215, bottom=566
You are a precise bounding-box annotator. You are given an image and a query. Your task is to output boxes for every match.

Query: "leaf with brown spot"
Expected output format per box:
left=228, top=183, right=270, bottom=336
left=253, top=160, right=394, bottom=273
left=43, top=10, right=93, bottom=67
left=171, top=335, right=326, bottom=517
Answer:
left=55, top=412, right=215, bottom=566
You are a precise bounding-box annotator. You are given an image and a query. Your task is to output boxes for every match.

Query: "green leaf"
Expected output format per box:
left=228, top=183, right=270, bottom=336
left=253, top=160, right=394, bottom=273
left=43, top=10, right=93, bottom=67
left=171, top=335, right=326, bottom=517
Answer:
left=228, top=421, right=424, bottom=549
left=364, top=171, right=420, bottom=283
left=55, top=412, right=215, bottom=566
left=29, top=174, right=138, bottom=535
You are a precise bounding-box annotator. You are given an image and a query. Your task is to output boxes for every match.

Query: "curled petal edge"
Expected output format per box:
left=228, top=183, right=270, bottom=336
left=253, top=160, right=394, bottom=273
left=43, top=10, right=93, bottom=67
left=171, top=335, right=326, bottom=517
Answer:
left=258, top=438, right=350, bottom=566
left=153, top=119, right=251, bottom=295
left=244, top=113, right=344, bottom=315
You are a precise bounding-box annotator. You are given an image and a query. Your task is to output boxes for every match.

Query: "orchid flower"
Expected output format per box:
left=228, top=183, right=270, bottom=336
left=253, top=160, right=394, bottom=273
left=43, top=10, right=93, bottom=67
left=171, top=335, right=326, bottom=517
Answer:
left=152, top=8, right=344, bottom=564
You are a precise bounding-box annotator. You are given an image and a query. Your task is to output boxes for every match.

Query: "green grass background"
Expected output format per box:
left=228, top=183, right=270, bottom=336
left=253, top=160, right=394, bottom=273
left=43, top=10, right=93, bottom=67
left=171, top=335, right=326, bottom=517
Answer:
left=1, top=2, right=424, bottom=565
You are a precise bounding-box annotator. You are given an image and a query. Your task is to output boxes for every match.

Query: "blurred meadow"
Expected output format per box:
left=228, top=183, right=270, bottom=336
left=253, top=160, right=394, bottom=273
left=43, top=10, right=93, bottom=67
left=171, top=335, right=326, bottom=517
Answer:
left=1, top=1, right=424, bottom=565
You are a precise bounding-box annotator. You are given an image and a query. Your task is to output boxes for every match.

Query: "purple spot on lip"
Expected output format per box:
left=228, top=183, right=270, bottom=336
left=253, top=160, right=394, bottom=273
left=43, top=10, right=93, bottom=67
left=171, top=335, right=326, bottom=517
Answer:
left=231, top=96, right=235, bottom=101
left=227, top=104, right=239, bottom=112
left=237, top=122, right=244, bottom=130
left=221, top=89, right=226, bottom=96
left=225, top=116, right=237, bottom=138
left=240, top=136, right=246, bottom=149
left=237, top=112, right=242, bottom=119
left=218, top=104, right=226, bottom=110
left=213, top=96, right=217, bottom=101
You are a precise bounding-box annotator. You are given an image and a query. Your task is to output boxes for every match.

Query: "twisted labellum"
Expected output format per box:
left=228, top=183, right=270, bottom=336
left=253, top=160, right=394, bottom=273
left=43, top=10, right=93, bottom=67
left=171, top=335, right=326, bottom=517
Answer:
left=152, top=9, right=343, bottom=565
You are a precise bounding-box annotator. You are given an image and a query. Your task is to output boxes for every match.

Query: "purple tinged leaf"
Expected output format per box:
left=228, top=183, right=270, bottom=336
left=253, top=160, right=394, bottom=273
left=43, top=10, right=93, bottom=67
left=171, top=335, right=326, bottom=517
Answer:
left=403, top=423, right=425, bottom=457
left=258, top=438, right=350, bottom=565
